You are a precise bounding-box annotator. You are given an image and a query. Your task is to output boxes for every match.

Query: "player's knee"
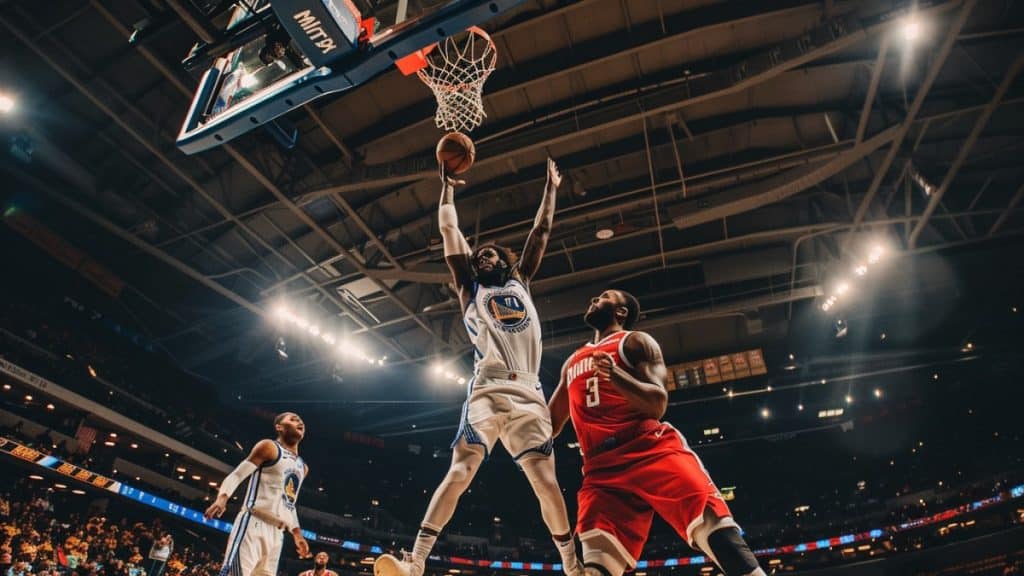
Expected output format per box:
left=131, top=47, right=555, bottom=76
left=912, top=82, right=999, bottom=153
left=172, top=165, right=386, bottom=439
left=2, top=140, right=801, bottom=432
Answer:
left=580, top=547, right=627, bottom=576
left=445, top=460, right=476, bottom=487
left=705, top=528, right=762, bottom=576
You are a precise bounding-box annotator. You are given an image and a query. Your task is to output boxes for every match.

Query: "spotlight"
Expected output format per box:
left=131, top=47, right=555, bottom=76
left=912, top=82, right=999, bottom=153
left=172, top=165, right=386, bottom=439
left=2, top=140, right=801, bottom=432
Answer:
left=797, top=403, right=805, bottom=411
left=457, top=377, right=466, bottom=385
left=874, top=388, right=882, bottom=398
left=845, top=394, right=853, bottom=404
left=272, top=304, right=290, bottom=320
left=760, top=408, right=770, bottom=419
left=836, top=282, right=850, bottom=296
left=902, top=18, right=921, bottom=42
left=834, top=318, right=848, bottom=339
left=432, top=363, right=444, bottom=375
left=854, top=265, right=867, bottom=276
left=868, top=244, right=885, bottom=264
left=0, top=93, right=14, bottom=114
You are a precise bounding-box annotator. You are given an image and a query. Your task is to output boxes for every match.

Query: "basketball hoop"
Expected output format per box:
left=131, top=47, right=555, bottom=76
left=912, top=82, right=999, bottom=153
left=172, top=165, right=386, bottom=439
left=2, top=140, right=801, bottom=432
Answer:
left=412, top=26, right=497, bottom=133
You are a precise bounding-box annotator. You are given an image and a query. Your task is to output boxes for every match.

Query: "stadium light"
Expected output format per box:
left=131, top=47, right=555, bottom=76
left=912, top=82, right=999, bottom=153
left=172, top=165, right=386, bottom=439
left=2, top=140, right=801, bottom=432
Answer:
left=874, top=388, right=882, bottom=398
left=760, top=408, right=770, bottom=419
left=0, top=93, right=14, bottom=114
left=432, top=363, right=444, bottom=375
left=845, top=394, right=854, bottom=404
left=902, top=17, right=921, bottom=42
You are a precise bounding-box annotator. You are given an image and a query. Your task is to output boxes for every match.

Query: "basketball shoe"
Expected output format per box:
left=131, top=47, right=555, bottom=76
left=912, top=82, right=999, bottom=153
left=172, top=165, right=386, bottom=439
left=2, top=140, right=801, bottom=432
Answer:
left=374, top=551, right=423, bottom=576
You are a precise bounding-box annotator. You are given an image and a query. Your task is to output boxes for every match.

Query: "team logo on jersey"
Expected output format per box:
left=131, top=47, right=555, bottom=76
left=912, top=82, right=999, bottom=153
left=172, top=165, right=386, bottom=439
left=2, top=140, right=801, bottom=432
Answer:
left=283, top=472, right=300, bottom=508
left=485, top=293, right=531, bottom=332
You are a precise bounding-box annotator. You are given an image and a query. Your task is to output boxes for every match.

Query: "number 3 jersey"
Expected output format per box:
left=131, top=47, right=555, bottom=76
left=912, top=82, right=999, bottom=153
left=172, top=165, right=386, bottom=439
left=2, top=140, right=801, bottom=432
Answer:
left=566, top=330, right=648, bottom=459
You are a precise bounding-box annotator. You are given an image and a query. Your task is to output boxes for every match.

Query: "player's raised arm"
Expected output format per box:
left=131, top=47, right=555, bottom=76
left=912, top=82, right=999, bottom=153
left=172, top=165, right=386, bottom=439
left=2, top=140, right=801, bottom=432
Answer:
left=519, top=158, right=561, bottom=282
left=593, top=331, right=668, bottom=420
left=203, top=439, right=277, bottom=520
left=548, top=357, right=573, bottom=438
left=438, top=166, right=474, bottom=305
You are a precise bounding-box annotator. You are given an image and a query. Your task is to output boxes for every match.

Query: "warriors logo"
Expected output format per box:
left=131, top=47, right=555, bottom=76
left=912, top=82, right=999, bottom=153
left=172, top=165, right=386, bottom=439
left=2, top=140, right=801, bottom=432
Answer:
left=485, top=294, right=530, bottom=332
left=283, top=472, right=300, bottom=508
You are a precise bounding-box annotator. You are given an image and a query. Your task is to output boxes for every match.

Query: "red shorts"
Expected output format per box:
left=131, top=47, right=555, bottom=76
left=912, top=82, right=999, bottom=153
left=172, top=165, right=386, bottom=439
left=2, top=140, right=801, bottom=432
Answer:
left=576, top=422, right=731, bottom=565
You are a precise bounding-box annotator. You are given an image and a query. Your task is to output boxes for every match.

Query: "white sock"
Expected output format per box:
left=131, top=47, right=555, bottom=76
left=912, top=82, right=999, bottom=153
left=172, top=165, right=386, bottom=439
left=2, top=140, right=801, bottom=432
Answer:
left=554, top=537, right=579, bottom=573
left=412, top=524, right=441, bottom=566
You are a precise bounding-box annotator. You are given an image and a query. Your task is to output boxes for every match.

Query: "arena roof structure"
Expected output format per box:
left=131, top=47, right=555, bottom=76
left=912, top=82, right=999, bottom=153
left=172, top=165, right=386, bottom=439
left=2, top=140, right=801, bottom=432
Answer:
left=1, top=0, right=1022, bottom=437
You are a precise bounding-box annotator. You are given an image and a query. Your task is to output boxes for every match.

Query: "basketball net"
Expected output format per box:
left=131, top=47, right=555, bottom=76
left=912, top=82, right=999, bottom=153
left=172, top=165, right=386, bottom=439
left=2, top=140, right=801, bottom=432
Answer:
left=415, top=27, right=497, bottom=133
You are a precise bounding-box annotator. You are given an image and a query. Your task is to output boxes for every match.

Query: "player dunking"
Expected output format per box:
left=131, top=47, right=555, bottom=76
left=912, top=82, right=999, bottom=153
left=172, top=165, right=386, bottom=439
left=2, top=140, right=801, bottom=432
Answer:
left=205, top=412, right=311, bottom=576
left=549, top=291, right=766, bottom=576
left=375, top=159, right=582, bottom=576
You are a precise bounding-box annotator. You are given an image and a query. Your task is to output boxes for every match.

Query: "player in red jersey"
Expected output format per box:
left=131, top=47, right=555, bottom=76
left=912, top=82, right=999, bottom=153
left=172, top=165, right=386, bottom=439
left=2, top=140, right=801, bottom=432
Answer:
left=299, top=552, right=339, bottom=576
left=549, top=290, right=765, bottom=576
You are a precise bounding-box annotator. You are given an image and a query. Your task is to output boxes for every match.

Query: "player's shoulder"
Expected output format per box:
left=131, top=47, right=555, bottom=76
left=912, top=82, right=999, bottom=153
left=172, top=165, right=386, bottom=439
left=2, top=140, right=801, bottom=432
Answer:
left=621, top=331, right=663, bottom=360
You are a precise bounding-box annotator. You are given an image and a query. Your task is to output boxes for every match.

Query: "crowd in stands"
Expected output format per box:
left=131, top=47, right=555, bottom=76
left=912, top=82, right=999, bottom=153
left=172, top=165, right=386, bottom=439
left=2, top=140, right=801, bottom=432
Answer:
left=0, top=471, right=221, bottom=576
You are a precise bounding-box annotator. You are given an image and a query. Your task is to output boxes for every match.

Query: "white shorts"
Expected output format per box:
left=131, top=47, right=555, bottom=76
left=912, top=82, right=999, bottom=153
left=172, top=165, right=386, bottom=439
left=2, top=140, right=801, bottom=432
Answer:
left=451, top=368, right=553, bottom=461
left=218, top=511, right=283, bottom=576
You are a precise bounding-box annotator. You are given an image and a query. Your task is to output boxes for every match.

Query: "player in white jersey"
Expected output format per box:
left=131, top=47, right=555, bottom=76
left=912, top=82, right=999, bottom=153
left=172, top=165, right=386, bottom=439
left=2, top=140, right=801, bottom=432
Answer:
left=375, top=159, right=582, bottom=576
left=205, top=412, right=311, bottom=576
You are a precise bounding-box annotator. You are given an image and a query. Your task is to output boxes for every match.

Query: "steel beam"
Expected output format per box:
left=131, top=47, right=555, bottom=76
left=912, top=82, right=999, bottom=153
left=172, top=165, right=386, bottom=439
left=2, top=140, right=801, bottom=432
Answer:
left=848, top=0, right=978, bottom=235
left=989, top=181, right=1024, bottom=236
left=855, top=34, right=890, bottom=143
left=908, top=54, right=1024, bottom=247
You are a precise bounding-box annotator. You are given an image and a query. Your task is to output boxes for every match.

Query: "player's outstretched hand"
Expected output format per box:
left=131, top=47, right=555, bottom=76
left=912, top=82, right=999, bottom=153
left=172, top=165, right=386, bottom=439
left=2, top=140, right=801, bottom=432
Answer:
left=203, top=495, right=227, bottom=520
left=438, top=163, right=466, bottom=190
left=546, top=157, right=562, bottom=189
left=292, top=532, right=311, bottom=558
left=592, top=350, right=615, bottom=381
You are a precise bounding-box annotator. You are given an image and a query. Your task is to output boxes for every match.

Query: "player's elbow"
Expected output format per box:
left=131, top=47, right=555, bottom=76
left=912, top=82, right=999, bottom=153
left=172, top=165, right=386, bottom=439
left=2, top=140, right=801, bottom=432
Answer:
left=647, top=387, right=668, bottom=420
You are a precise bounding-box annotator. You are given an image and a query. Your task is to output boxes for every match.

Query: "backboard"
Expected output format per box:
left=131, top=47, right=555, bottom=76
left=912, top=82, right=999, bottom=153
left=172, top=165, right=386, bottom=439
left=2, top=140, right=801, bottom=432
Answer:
left=176, top=0, right=523, bottom=155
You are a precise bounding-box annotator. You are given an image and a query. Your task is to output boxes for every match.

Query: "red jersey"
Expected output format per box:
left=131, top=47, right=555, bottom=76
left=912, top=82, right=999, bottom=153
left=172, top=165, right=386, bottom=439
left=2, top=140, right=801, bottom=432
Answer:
left=566, top=330, right=648, bottom=459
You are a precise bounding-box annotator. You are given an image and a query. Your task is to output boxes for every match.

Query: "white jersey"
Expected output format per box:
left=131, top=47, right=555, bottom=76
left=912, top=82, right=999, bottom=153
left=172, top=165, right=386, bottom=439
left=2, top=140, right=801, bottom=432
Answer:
left=242, top=441, right=305, bottom=524
left=463, top=274, right=542, bottom=379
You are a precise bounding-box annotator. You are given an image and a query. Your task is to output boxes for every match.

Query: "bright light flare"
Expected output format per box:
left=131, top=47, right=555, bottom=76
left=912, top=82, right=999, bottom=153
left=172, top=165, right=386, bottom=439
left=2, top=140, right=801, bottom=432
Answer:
left=0, top=94, right=14, bottom=114
left=902, top=18, right=921, bottom=42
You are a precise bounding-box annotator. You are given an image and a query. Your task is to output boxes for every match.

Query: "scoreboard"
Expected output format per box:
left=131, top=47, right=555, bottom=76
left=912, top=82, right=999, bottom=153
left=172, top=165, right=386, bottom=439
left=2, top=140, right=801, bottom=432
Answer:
left=666, top=349, right=767, bottom=391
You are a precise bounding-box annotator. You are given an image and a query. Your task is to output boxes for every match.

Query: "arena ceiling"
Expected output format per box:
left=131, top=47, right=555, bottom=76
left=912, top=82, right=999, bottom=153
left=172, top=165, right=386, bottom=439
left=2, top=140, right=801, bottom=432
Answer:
left=1, top=0, right=1023, bottom=436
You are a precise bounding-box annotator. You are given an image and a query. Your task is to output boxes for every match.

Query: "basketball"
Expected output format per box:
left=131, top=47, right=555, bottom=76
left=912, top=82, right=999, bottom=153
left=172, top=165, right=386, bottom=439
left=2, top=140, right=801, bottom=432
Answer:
left=436, top=132, right=476, bottom=175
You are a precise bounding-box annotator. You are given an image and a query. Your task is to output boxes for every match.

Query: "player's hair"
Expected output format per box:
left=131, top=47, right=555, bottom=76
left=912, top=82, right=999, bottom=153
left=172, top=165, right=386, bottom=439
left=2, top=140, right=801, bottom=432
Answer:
left=616, top=290, right=641, bottom=329
left=473, top=243, right=518, bottom=269
left=273, top=412, right=293, bottom=426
